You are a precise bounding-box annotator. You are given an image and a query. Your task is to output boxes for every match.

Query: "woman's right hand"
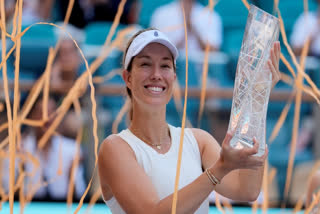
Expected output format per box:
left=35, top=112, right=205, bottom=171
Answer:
left=217, top=132, right=268, bottom=174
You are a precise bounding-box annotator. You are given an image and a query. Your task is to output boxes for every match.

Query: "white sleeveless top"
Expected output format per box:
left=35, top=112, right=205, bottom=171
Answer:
left=104, top=124, right=209, bottom=213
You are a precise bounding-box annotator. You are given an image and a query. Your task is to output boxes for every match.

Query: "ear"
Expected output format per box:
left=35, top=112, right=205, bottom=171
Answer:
left=122, top=69, right=132, bottom=89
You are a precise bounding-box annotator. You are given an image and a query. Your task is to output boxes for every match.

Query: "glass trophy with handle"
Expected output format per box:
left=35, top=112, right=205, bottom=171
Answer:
left=227, top=4, right=279, bottom=156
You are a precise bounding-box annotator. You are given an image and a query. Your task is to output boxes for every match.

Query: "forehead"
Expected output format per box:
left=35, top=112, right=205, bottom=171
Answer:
left=136, top=42, right=173, bottom=59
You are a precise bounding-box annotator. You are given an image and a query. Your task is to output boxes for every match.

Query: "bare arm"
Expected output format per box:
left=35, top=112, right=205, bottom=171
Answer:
left=193, top=129, right=266, bottom=201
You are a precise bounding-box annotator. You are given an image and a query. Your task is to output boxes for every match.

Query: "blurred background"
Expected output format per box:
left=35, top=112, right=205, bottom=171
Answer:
left=0, top=0, right=320, bottom=212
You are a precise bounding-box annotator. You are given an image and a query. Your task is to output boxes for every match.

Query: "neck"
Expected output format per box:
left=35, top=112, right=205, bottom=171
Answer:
left=129, top=103, right=169, bottom=146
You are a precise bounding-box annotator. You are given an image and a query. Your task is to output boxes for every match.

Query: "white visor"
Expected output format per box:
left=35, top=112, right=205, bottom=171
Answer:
left=124, top=30, right=179, bottom=70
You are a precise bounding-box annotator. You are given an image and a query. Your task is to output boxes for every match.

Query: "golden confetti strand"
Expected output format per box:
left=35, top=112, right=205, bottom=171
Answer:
left=280, top=54, right=296, bottom=79
left=305, top=191, right=320, bottom=214
left=221, top=198, right=233, bottom=213
left=261, top=161, right=269, bottom=213
left=0, top=102, right=4, bottom=112
left=33, top=22, right=94, bottom=148
left=92, top=68, right=122, bottom=84
left=18, top=75, right=45, bottom=124
left=0, top=123, right=8, bottom=133
left=283, top=35, right=311, bottom=203
left=293, top=199, right=304, bottom=214
left=12, top=0, right=23, bottom=153
left=112, top=98, right=131, bottom=134
left=57, top=136, right=63, bottom=176
left=215, top=194, right=226, bottom=214
left=40, top=0, right=76, bottom=124
left=0, top=42, right=17, bottom=70
left=273, top=0, right=279, bottom=14
left=36, top=22, right=133, bottom=154
left=251, top=201, right=258, bottom=214
left=198, top=42, right=210, bottom=127
left=198, top=0, right=216, bottom=127
left=278, top=11, right=320, bottom=99
left=268, top=92, right=294, bottom=143
left=37, top=28, right=121, bottom=153
left=20, top=119, right=44, bottom=127
left=10, top=0, right=19, bottom=38
left=63, top=0, right=75, bottom=26
left=1, top=1, right=15, bottom=213
left=74, top=1, right=129, bottom=213
left=172, top=80, right=183, bottom=112
left=280, top=73, right=320, bottom=105
left=0, top=21, right=12, bottom=38
left=171, top=5, right=189, bottom=214
left=84, top=188, right=102, bottom=214
left=66, top=128, right=82, bottom=205
left=293, top=160, right=320, bottom=213
left=241, top=0, right=250, bottom=10
left=18, top=172, right=25, bottom=214
left=300, top=85, right=320, bottom=105
left=0, top=136, right=9, bottom=150
left=42, top=48, right=56, bottom=122
left=67, top=99, right=83, bottom=206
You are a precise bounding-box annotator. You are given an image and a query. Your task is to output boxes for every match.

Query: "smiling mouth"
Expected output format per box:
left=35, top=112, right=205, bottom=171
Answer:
left=145, top=86, right=165, bottom=93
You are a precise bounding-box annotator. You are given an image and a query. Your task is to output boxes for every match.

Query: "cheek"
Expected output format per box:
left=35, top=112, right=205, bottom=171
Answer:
left=165, top=72, right=176, bottom=83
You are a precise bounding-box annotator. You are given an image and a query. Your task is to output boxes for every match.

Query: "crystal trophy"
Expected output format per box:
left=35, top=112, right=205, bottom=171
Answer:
left=227, top=4, right=279, bottom=156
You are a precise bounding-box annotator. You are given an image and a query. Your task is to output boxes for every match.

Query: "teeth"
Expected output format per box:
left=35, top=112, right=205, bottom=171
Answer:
left=147, top=86, right=163, bottom=92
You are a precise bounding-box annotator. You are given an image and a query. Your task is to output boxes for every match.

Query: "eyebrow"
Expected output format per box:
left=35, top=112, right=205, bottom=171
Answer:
left=136, top=55, right=172, bottom=61
left=136, top=55, right=151, bottom=59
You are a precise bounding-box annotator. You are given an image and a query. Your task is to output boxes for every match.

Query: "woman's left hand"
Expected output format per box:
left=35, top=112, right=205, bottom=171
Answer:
left=267, top=41, right=281, bottom=88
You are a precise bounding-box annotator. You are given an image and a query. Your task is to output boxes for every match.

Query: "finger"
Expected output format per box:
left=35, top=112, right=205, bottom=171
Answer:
left=270, top=46, right=277, bottom=71
left=268, top=59, right=276, bottom=77
left=275, top=42, right=280, bottom=69
left=243, top=138, right=259, bottom=156
left=259, top=147, right=269, bottom=160
left=276, top=41, right=281, bottom=61
left=268, top=59, right=280, bottom=82
left=222, top=132, right=234, bottom=147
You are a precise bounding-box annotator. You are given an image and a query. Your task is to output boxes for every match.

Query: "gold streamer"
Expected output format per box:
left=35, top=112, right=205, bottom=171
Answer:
left=171, top=5, right=189, bottom=214
left=283, top=35, right=311, bottom=203
left=268, top=92, right=294, bottom=143
left=198, top=42, right=210, bottom=127
left=67, top=99, right=83, bottom=206
left=0, top=0, right=16, bottom=212
left=84, top=188, right=102, bottom=214
left=112, top=98, right=130, bottom=134
left=241, top=0, right=250, bottom=10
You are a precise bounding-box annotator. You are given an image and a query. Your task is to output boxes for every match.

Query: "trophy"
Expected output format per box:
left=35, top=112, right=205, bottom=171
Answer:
left=228, top=5, right=279, bottom=156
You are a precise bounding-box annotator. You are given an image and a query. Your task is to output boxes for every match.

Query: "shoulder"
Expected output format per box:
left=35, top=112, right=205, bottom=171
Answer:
left=98, top=134, right=136, bottom=164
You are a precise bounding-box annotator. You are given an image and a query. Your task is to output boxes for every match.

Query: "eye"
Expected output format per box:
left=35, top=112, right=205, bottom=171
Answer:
left=161, top=64, right=171, bottom=69
left=140, top=62, right=151, bottom=67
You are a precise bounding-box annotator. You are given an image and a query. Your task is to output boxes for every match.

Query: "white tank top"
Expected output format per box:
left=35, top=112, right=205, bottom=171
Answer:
left=104, top=124, right=209, bottom=213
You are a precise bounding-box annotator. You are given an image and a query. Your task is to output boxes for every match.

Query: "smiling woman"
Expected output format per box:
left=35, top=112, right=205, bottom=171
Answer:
left=97, top=28, right=282, bottom=214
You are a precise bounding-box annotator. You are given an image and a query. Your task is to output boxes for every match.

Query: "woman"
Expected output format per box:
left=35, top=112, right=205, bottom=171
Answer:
left=98, top=28, right=281, bottom=213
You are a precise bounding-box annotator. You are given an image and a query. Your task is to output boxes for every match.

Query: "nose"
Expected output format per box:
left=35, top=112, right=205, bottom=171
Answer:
left=150, top=65, right=162, bottom=80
